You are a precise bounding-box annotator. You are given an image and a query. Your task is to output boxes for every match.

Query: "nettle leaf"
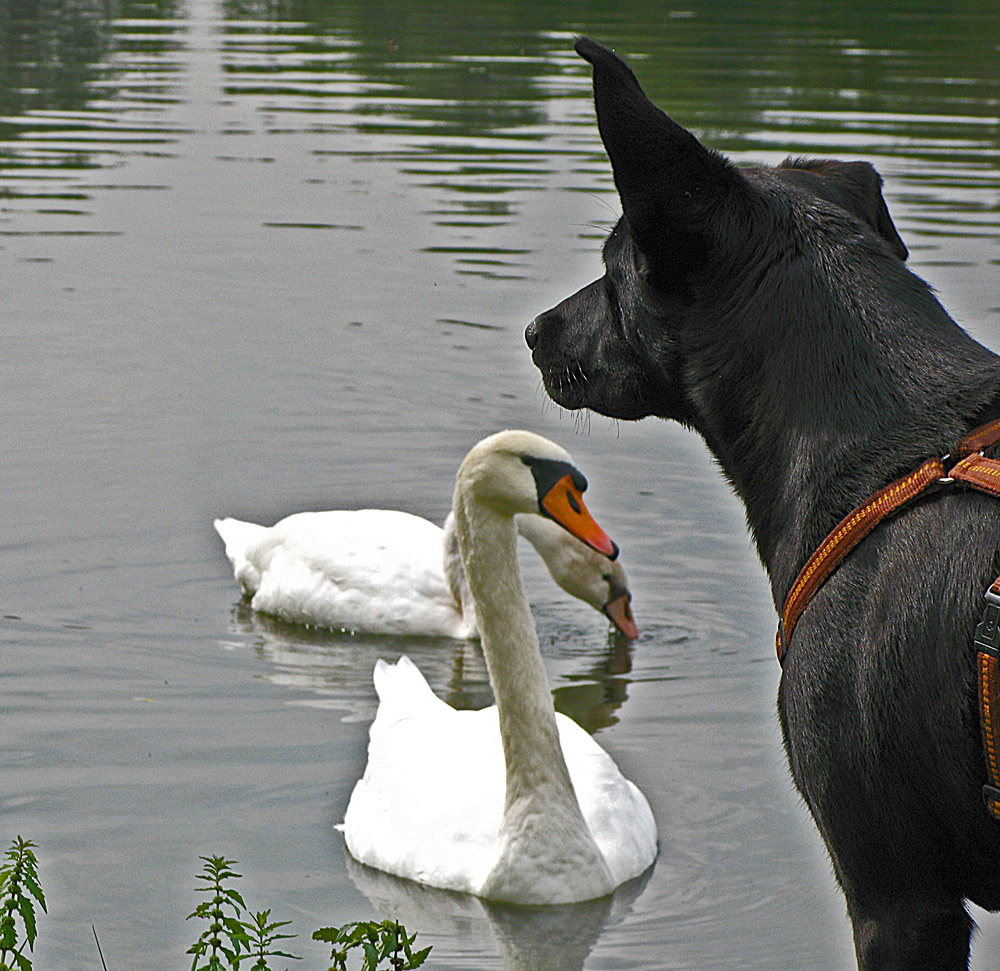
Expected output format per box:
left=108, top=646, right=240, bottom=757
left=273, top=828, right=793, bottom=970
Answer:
left=22, top=874, right=45, bottom=911
left=224, top=889, right=247, bottom=910
left=311, top=926, right=342, bottom=945
left=222, top=915, right=249, bottom=937
left=17, top=896, right=37, bottom=947
left=408, top=944, right=433, bottom=968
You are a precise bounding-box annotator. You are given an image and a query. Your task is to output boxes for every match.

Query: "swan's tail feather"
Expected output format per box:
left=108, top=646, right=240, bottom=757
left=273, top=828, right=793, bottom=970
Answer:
left=371, top=656, right=448, bottom=729
left=373, top=655, right=433, bottom=704
left=214, top=516, right=267, bottom=594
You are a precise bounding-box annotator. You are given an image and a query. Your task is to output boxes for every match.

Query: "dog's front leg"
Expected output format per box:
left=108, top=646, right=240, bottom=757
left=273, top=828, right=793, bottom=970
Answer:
left=847, top=894, right=972, bottom=971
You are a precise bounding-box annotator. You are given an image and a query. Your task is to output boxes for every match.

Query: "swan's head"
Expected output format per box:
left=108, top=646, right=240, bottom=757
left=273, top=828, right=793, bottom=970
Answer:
left=515, top=514, right=639, bottom=639
left=602, top=567, right=639, bottom=639
left=558, top=552, right=638, bottom=640
left=456, top=430, right=619, bottom=559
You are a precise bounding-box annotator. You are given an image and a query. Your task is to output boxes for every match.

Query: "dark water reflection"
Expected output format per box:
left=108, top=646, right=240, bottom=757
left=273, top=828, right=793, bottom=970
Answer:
left=228, top=600, right=672, bottom=733
left=345, top=853, right=654, bottom=971
left=1, top=0, right=998, bottom=968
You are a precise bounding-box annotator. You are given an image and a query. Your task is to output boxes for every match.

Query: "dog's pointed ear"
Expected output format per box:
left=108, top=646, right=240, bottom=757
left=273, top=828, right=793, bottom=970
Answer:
left=575, top=38, right=739, bottom=276
left=776, top=158, right=908, bottom=261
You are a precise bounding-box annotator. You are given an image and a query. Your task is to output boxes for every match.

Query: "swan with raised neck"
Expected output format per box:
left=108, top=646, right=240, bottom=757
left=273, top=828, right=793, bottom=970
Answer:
left=341, top=430, right=657, bottom=904
left=455, top=431, right=619, bottom=900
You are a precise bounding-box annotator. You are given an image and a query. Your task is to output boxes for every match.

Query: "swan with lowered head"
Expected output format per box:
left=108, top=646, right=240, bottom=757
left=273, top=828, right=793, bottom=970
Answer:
left=340, top=430, right=657, bottom=905
left=214, top=448, right=637, bottom=640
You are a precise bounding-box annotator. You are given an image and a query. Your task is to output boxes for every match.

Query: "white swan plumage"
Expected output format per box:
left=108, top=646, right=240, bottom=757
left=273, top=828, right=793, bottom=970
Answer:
left=340, top=430, right=657, bottom=905
left=215, top=442, right=637, bottom=640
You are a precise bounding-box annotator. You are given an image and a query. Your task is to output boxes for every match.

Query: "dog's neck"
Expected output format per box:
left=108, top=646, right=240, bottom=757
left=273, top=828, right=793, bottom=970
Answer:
left=681, top=260, right=1000, bottom=609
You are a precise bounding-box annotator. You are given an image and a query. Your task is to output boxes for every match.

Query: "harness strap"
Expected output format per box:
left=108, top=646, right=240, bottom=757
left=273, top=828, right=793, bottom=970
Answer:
left=775, top=419, right=1000, bottom=822
left=976, top=579, right=1000, bottom=818
left=776, top=457, right=946, bottom=658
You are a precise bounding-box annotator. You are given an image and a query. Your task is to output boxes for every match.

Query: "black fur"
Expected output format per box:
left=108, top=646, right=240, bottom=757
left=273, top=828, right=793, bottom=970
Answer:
left=526, top=37, right=1000, bottom=971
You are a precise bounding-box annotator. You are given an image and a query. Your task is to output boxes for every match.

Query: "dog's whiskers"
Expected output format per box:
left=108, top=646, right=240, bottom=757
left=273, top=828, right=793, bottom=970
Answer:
left=554, top=361, right=590, bottom=396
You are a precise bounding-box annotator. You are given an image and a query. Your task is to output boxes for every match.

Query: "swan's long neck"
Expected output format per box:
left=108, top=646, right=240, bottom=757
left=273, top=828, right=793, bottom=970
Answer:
left=441, top=511, right=478, bottom=633
left=453, top=487, right=612, bottom=901
left=454, top=493, right=573, bottom=799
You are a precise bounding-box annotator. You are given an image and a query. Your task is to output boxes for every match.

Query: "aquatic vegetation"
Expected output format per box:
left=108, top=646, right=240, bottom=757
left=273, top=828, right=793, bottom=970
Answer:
left=0, top=837, right=45, bottom=971
left=186, top=855, right=261, bottom=970
left=313, top=921, right=431, bottom=971
left=0, top=839, right=428, bottom=971
left=186, top=853, right=431, bottom=971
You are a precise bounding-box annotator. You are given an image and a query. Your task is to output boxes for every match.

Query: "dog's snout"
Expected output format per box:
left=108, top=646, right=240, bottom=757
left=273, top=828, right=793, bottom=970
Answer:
left=525, top=318, right=539, bottom=350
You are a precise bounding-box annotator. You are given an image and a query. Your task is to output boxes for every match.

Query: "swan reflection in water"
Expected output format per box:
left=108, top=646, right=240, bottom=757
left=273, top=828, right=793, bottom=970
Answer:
left=222, top=600, right=638, bottom=730
left=344, top=851, right=654, bottom=971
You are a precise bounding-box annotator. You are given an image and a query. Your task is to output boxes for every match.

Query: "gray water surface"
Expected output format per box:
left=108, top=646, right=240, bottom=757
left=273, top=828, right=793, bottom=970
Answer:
left=2, top=1, right=999, bottom=968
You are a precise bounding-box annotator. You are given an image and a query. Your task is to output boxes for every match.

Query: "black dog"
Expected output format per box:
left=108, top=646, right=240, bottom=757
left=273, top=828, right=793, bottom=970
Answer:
left=526, top=38, right=1000, bottom=971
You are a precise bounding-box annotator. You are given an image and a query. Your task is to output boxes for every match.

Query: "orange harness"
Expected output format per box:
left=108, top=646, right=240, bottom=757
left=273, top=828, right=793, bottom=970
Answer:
left=775, top=417, right=1000, bottom=821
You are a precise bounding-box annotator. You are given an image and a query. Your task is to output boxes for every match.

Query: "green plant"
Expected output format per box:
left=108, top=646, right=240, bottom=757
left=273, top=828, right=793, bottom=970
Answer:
left=186, top=855, right=256, bottom=970
left=185, top=853, right=429, bottom=971
left=0, top=840, right=431, bottom=971
left=313, top=920, right=431, bottom=971
left=238, top=909, right=299, bottom=970
left=0, top=837, right=46, bottom=971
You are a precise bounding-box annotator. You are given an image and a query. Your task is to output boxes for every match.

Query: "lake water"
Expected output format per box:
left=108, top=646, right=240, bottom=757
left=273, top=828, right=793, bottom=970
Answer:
left=2, top=1, right=998, bottom=968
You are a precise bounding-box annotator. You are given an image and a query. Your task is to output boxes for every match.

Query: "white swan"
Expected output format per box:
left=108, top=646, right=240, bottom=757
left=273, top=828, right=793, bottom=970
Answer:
left=340, top=430, right=657, bottom=905
left=214, top=460, right=637, bottom=640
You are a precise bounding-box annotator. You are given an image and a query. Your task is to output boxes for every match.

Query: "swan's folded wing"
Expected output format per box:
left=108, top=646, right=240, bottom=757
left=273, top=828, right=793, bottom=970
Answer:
left=556, top=714, right=658, bottom=885
left=342, top=702, right=506, bottom=896
left=231, top=510, right=466, bottom=635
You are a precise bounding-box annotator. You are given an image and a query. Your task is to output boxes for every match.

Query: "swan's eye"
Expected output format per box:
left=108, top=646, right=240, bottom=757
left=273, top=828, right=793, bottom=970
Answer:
left=521, top=455, right=588, bottom=497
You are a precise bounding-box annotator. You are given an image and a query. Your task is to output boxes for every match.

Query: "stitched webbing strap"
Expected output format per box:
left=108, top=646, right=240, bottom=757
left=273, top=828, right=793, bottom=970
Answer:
left=774, top=419, right=1000, bottom=825
left=949, top=451, right=1000, bottom=499
left=777, top=421, right=1000, bottom=662
left=955, top=417, right=1000, bottom=457
left=776, top=457, right=945, bottom=659
left=976, top=579, right=1000, bottom=821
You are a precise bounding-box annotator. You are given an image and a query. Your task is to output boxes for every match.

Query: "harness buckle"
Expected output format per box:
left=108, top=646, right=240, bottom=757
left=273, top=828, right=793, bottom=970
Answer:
left=940, top=448, right=989, bottom=486
left=973, top=590, right=1000, bottom=659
